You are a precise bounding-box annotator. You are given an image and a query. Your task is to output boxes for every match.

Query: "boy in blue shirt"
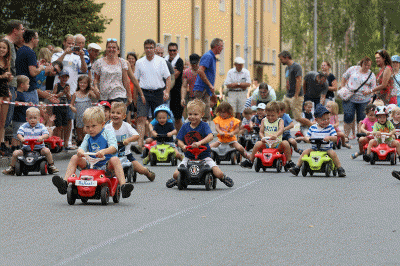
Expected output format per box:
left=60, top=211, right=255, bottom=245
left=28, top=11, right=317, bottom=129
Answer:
left=166, top=99, right=234, bottom=188
left=52, top=106, right=134, bottom=198
left=3, top=107, right=59, bottom=175
left=143, top=105, right=183, bottom=164
left=289, top=105, right=346, bottom=177
left=278, top=101, right=302, bottom=154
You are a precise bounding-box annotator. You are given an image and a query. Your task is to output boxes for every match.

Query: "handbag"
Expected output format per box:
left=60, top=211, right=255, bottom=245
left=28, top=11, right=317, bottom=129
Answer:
left=337, top=71, right=372, bottom=101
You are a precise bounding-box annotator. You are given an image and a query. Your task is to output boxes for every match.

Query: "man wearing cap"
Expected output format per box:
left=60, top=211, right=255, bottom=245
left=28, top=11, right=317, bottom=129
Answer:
left=224, top=57, right=251, bottom=118
left=303, top=71, right=329, bottom=109
left=193, top=38, right=224, bottom=121
left=87, top=43, right=101, bottom=81
left=392, top=55, right=400, bottom=106
left=181, top=54, right=200, bottom=107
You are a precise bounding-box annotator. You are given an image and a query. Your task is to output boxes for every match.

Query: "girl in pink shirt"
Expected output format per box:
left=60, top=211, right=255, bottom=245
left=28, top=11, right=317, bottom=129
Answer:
left=351, top=104, right=377, bottom=159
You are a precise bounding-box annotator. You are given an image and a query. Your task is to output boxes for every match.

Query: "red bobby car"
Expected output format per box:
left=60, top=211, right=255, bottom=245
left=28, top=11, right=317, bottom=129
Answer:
left=254, top=137, right=289, bottom=173
left=44, top=136, right=64, bottom=153
left=367, top=133, right=397, bottom=165
left=142, top=139, right=157, bottom=158
left=66, top=153, right=120, bottom=205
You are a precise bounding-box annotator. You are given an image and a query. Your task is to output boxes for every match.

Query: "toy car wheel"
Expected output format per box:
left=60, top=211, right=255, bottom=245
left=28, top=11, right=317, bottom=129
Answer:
left=276, top=159, right=282, bottom=173
left=254, top=158, right=261, bottom=172
left=127, top=166, right=134, bottom=183
left=67, top=184, right=77, bottom=205
left=205, top=173, right=213, bottom=191
left=81, top=198, right=88, bottom=203
left=236, top=151, right=241, bottom=164
left=40, top=161, right=48, bottom=175
left=177, top=173, right=185, bottom=190
left=212, top=176, right=217, bottom=189
left=301, top=163, right=308, bottom=177
left=142, top=148, right=149, bottom=159
left=150, top=153, right=157, bottom=166
left=215, top=155, right=220, bottom=165
left=230, top=152, right=236, bottom=165
left=132, top=170, right=137, bottom=183
left=370, top=154, right=375, bottom=165
left=15, top=161, right=22, bottom=176
left=113, top=185, right=121, bottom=203
left=332, top=142, right=337, bottom=150
left=337, top=139, right=342, bottom=149
left=171, top=155, right=177, bottom=166
left=390, top=153, right=396, bottom=165
left=325, top=163, right=331, bottom=177
left=100, top=186, right=110, bottom=205
left=332, top=166, right=337, bottom=176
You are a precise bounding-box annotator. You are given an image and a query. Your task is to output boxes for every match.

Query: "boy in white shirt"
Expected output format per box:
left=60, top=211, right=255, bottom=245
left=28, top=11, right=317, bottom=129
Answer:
left=105, top=102, right=156, bottom=181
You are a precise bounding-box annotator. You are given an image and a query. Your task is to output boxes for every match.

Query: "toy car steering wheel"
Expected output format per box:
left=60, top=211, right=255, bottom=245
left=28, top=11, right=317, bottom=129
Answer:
left=374, top=132, right=392, bottom=141
left=186, top=145, right=207, bottom=160
left=23, top=139, right=44, bottom=151
left=83, top=152, right=106, bottom=169
left=262, top=136, right=279, bottom=146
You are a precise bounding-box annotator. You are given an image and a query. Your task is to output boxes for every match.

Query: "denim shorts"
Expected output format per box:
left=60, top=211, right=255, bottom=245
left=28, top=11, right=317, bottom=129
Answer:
left=342, top=100, right=369, bottom=124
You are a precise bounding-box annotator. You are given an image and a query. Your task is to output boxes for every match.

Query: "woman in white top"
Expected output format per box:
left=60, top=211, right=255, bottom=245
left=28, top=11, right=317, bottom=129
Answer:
left=92, top=39, right=132, bottom=104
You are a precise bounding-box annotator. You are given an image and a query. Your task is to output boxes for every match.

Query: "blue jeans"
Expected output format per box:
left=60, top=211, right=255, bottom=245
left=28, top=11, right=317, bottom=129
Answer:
left=397, top=96, right=400, bottom=107
left=342, top=100, right=369, bottom=124
left=5, top=86, right=16, bottom=128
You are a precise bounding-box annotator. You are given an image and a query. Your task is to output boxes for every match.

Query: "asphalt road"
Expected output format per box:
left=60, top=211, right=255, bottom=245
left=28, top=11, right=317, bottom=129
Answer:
left=1, top=138, right=400, bottom=266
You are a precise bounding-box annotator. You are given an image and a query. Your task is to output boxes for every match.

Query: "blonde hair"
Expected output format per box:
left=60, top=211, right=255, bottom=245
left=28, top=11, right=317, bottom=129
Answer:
left=111, top=101, right=127, bottom=114
left=187, top=99, right=205, bottom=113
left=373, top=99, right=384, bottom=106
left=38, top=47, right=52, bottom=62
left=26, top=107, right=40, bottom=116
left=16, top=75, right=29, bottom=87
left=304, top=100, right=313, bottom=107
left=391, top=107, right=400, bottom=117
left=83, top=106, right=105, bottom=125
left=265, top=101, right=280, bottom=113
left=327, top=101, right=339, bottom=115
left=53, top=47, right=63, bottom=54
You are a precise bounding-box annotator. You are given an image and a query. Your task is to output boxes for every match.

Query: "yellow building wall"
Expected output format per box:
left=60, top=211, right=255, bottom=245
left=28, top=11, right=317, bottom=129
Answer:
left=94, top=0, right=281, bottom=92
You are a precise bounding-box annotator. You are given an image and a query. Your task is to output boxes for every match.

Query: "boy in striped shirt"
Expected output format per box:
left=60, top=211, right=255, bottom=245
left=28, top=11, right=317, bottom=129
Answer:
left=289, top=105, right=346, bottom=177
left=3, top=107, right=59, bottom=175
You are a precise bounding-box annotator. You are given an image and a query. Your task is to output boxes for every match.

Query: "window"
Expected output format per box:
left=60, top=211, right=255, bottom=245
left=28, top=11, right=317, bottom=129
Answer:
left=235, top=44, right=241, bottom=58
left=262, top=46, right=265, bottom=61
left=272, top=0, right=277, bottom=23
left=219, top=0, right=225, bottom=12
left=195, top=6, right=200, bottom=40
left=248, top=46, right=252, bottom=65
left=163, top=34, right=171, bottom=54
left=236, top=0, right=241, bottom=15
left=272, top=49, right=277, bottom=76
left=185, top=36, right=189, bottom=61
left=204, top=39, right=209, bottom=54
left=219, top=48, right=225, bottom=75
left=256, top=21, right=260, bottom=48
left=176, top=36, right=181, bottom=51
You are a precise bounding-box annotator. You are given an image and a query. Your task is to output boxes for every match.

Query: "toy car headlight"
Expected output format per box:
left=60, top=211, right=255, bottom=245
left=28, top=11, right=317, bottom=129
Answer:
left=71, top=174, right=76, bottom=178
left=99, top=174, right=105, bottom=179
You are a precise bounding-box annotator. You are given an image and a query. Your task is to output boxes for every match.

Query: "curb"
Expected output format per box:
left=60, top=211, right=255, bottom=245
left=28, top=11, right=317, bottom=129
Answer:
left=0, top=150, right=75, bottom=169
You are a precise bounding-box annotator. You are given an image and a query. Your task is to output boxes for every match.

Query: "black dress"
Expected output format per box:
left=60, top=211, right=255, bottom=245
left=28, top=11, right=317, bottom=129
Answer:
left=0, top=66, right=10, bottom=97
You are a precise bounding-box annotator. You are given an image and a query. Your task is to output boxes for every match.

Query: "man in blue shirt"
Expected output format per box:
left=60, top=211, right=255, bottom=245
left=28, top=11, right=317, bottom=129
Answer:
left=193, top=38, right=224, bottom=121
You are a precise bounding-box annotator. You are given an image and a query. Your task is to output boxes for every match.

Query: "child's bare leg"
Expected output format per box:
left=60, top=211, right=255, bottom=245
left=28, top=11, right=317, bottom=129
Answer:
left=172, top=169, right=180, bottom=179
left=131, top=161, right=153, bottom=177
left=281, top=141, right=292, bottom=161
left=64, top=155, right=86, bottom=180
left=390, top=141, right=400, bottom=156
left=338, top=132, right=351, bottom=148
left=288, top=138, right=298, bottom=151
left=212, top=166, right=224, bottom=179
left=295, top=148, right=313, bottom=167
left=173, top=148, right=183, bottom=160
left=10, top=150, right=23, bottom=166
left=108, top=157, right=126, bottom=185
left=231, top=142, right=249, bottom=159
left=40, top=147, right=54, bottom=164
left=249, top=141, right=265, bottom=162
left=210, top=141, right=220, bottom=148
left=367, top=139, right=377, bottom=154
left=327, top=150, right=342, bottom=168
left=145, top=138, right=154, bottom=144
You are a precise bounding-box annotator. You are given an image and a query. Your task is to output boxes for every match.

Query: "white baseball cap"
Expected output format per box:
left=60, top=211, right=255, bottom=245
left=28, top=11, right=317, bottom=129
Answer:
left=257, top=103, right=266, bottom=110
left=234, top=57, right=245, bottom=64
left=88, top=43, right=102, bottom=50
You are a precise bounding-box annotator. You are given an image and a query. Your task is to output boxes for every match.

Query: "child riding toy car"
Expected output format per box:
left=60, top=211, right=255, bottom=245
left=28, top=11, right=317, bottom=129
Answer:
left=301, top=138, right=337, bottom=177
left=15, top=139, right=49, bottom=176
left=44, top=136, right=64, bottom=153
left=66, top=153, right=121, bottom=205
left=367, top=133, right=397, bottom=165
left=238, top=125, right=254, bottom=151
left=253, top=137, right=288, bottom=173
left=117, top=142, right=136, bottom=183
left=148, top=134, right=178, bottom=166
left=211, top=143, right=240, bottom=165
left=176, top=146, right=217, bottom=191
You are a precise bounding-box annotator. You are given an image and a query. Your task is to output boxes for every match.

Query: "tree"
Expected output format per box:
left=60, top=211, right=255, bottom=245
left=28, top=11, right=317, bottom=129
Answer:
left=0, top=0, right=112, bottom=47
left=282, top=0, right=400, bottom=71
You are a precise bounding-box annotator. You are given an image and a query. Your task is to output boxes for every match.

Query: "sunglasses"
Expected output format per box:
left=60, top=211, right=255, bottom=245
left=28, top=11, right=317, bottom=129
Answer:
left=107, top=38, right=118, bottom=42
left=169, top=49, right=177, bottom=52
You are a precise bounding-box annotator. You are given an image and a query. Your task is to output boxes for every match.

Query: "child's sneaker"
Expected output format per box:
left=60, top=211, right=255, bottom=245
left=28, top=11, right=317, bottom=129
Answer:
left=296, top=149, right=303, bottom=154
left=143, top=157, right=149, bottom=165
left=289, top=165, right=300, bottom=176
left=392, top=170, right=400, bottom=181
left=52, top=175, right=68, bottom=195
left=240, top=159, right=253, bottom=169
left=48, top=164, right=59, bottom=174
left=2, top=165, right=15, bottom=175
left=121, top=183, right=134, bottom=198
left=146, top=168, right=155, bottom=182
left=166, top=178, right=177, bottom=188
left=221, top=175, right=234, bottom=187
left=364, top=154, right=371, bottom=162
left=337, top=167, right=346, bottom=177
left=286, top=160, right=296, bottom=169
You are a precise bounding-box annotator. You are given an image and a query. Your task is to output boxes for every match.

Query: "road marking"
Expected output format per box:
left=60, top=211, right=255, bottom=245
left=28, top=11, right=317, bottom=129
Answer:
left=57, top=179, right=260, bottom=265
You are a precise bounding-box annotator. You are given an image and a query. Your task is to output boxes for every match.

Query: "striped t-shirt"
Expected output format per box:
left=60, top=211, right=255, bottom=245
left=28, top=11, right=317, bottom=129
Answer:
left=17, top=122, right=49, bottom=150
left=306, top=124, right=337, bottom=150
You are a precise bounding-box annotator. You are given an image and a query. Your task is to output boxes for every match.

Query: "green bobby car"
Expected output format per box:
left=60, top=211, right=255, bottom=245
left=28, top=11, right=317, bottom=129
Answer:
left=301, top=138, right=337, bottom=177
left=149, top=134, right=178, bottom=166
